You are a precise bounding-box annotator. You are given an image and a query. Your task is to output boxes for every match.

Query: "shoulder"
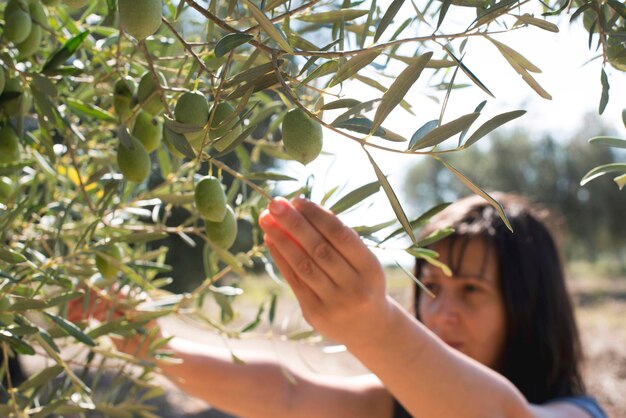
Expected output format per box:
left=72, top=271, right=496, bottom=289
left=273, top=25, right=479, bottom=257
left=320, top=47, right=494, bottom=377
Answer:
left=539, top=395, right=607, bottom=418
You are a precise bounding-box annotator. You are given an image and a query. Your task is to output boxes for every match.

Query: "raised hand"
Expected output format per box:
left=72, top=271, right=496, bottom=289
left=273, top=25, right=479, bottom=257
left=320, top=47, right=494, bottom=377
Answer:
left=259, top=197, right=393, bottom=348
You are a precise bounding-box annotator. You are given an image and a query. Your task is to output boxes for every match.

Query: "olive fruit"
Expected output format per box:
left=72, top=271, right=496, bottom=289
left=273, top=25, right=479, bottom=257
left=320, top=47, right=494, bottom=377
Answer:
left=4, top=7, right=32, bottom=44
left=17, top=24, right=42, bottom=59
left=205, top=205, right=238, bottom=250
left=29, top=1, right=48, bottom=26
left=117, top=136, right=151, bottom=182
left=63, top=0, right=89, bottom=8
left=194, top=176, right=227, bottom=221
left=95, top=243, right=123, bottom=280
left=132, top=110, right=162, bottom=153
left=0, top=177, right=14, bottom=202
left=281, top=108, right=323, bottom=165
left=174, top=91, right=209, bottom=143
left=113, top=76, right=137, bottom=121
left=0, top=125, right=21, bottom=164
left=163, top=124, right=185, bottom=158
left=209, top=102, right=242, bottom=152
left=118, top=0, right=162, bottom=40
left=1, top=78, right=29, bottom=116
left=137, top=71, right=167, bottom=115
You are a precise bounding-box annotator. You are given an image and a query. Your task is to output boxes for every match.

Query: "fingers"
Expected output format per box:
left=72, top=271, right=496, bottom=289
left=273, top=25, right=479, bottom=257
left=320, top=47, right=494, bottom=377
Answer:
left=261, top=215, right=337, bottom=300
left=290, top=197, right=380, bottom=273
left=264, top=198, right=359, bottom=284
left=264, top=237, right=321, bottom=310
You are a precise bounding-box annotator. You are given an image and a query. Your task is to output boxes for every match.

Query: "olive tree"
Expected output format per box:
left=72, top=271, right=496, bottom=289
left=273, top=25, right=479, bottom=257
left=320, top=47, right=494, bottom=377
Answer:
left=0, top=0, right=624, bottom=415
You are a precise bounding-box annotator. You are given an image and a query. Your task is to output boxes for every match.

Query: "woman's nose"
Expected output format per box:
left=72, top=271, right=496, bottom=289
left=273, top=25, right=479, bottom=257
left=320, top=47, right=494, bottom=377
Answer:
left=429, top=290, right=461, bottom=325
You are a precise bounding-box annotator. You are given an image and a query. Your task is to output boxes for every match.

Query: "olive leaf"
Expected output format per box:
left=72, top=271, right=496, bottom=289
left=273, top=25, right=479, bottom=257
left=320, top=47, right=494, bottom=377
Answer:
left=329, top=180, right=381, bottom=214
left=409, top=112, right=480, bottom=150
left=588, top=136, right=626, bottom=149
left=374, top=0, right=405, bottom=42
left=328, top=50, right=380, bottom=87
left=371, top=51, right=433, bottom=134
left=580, top=163, right=626, bottom=186
left=463, top=110, right=526, bottom=148
left=242, top=0, right=294, bottom=53
left=215, top=33, right=254, bottom=57
left=296, top=9, right=369, bottom=23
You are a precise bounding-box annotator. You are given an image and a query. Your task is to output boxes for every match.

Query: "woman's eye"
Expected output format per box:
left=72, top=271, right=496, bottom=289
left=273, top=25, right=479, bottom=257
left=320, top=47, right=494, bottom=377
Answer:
left=423, top=282, right=438, bottom=293
left=464, top=284, right=481, bottom=293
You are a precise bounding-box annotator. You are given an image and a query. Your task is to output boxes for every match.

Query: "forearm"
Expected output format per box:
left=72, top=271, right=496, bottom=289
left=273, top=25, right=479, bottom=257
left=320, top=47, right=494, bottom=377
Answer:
left=346, top=298, right=531, bottom=418
left=158, top=336, right=392, bottom=418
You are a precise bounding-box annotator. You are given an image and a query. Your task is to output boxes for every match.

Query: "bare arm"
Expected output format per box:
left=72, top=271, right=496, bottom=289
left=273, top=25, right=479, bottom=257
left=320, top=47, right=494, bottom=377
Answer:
left=157, top=336, right=393, bottom=418
left=259, top=197, right=591, bottom=418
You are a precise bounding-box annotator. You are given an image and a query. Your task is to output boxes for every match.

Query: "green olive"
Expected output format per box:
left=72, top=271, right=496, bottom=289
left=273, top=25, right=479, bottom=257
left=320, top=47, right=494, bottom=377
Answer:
left=132, top=110, right=162, bottom=153
left=117, top=136, right=151, bottom=182
left=136, top=71, right=167, bottom=115
left=281, top=108, right=323, bottom=165
left=194, top=176, right=227, bottom=221
left=113, top=76, right=137, bottom=121
left=118, top=0, right=162, bottom=40
left=4, top=9, right=32, bottom=44
left=175, top=91, right=209, bottom=143
left=17, top=23, right=42, bottom=59
left=205, top=205, right=238, bottom=250
left=95, top=243, right=123, bottom=280
left=0, top=125, right=21, bottom=164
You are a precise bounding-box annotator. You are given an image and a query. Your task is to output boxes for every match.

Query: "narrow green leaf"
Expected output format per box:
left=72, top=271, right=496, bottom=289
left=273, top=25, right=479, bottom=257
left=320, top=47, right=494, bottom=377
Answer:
left=374, top=0, right=405, bottom=42
left=354, top=74, right=414, bottom=113
left=243, top=0, right=294, bottom=53
left=417, top=227, right=455, bottom=247
left=372, top=51, right=432, bottom=134
left=42, top=31, right=90, bottom=74
left=622, top=108, right=626, bottom=128
left=296, top=9, right=369, bottom=23
left=486, top=36, right=541, bottom=73
left=580, top=163, right=626, bottom=186
left=438, top=158, right=513, bottom=232
left=0, top=247, right=28, bottom=264
left=410, top=112, right=480, bottom=150
left=241, top=302, right=265, bottom=332
left=225, top=61, right=281, bottom=88
left=215, top=33, right=254, bottom=57
left=268, top=293, right=278, bottom=325
left=333, top=117, right=406, bottom=142
left=44, top=312, right=96, bottom=346
left=328, top=50, right=380, bottom=87
left=380, top=202, right=451, bottom=244
left=110, top=232, right=169, bottom=243
left=247, top=172, right=298, bottom=181
left=353, top=219, right=397, bottom=236
left=332, top=99, right=380, bottom=124
left=175, top=0, right=186, bottom=19
left=513, top=13, right=559, bottom=32
left=443, top=46, right=494, bottom=98
left=409, top=119, right=438, bottom=149
left=436, top=0, right=453, bottom=30
left=321, top=99, right=361, bottom=110
left=288, top=33, right=319, bottom=50
left=19, top=365, right=64, bottom=392
left=474, top=0, right=518, bottom=27
left=330, top=181, right=381, bottom=214
left=364, top=149, right=418, bottom=246
left=298, top=38, right=342, bottom=77
left=607, top=0, right=626, bottom=18
left=588, top=136, right=626, bottom=149
left=66, top=98, right=116, bottom=122
left=405, top=247, right=452, bottom=276
left=463, top=110, right=526, bottom=148
left=599, top=68, right=609, bottom=115
left=163, top=125, right=196, bottom=159
left=392, top=256, right=436, bottom=298
left=299, top=60, right=339, bottom=86
left=0, top=330, right=36, bottom=355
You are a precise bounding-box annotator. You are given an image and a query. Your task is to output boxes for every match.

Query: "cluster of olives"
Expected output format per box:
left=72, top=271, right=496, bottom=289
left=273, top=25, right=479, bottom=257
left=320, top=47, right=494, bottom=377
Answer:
left=194, top=176, right=238, bottom=250
left=114, top=72, right=168, bottom=183
left=0, top=66, right=24, bottom=168
left=3, top=0, right=47, bottom=59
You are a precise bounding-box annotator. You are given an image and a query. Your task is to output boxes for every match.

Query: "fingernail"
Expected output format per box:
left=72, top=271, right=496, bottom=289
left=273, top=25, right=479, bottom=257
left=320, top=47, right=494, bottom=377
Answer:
left=269, top=198, right=286, bottom=216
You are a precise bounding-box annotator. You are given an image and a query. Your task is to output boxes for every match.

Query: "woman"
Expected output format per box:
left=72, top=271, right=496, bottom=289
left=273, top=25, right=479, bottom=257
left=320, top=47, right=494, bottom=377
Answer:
left=70, top=193, right=606, bottom=417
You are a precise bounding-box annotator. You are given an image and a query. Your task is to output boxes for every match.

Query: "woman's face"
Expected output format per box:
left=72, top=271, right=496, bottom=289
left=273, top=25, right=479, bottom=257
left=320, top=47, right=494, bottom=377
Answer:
left=418, top=238, right=507, bottom=370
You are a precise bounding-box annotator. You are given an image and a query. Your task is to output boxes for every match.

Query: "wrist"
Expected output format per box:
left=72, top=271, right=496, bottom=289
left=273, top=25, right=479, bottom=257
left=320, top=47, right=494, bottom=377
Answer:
left=343, top=296, right=402, bottom=352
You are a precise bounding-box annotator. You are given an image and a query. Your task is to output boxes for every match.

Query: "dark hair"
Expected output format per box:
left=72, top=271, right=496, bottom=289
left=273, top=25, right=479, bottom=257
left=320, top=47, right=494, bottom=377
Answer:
left=413, top=193, right=585, bottom=404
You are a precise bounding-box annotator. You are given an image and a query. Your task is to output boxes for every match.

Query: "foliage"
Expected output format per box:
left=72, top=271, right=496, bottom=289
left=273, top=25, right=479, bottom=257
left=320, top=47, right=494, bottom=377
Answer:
left=0, top=0, right=624, bottom=415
